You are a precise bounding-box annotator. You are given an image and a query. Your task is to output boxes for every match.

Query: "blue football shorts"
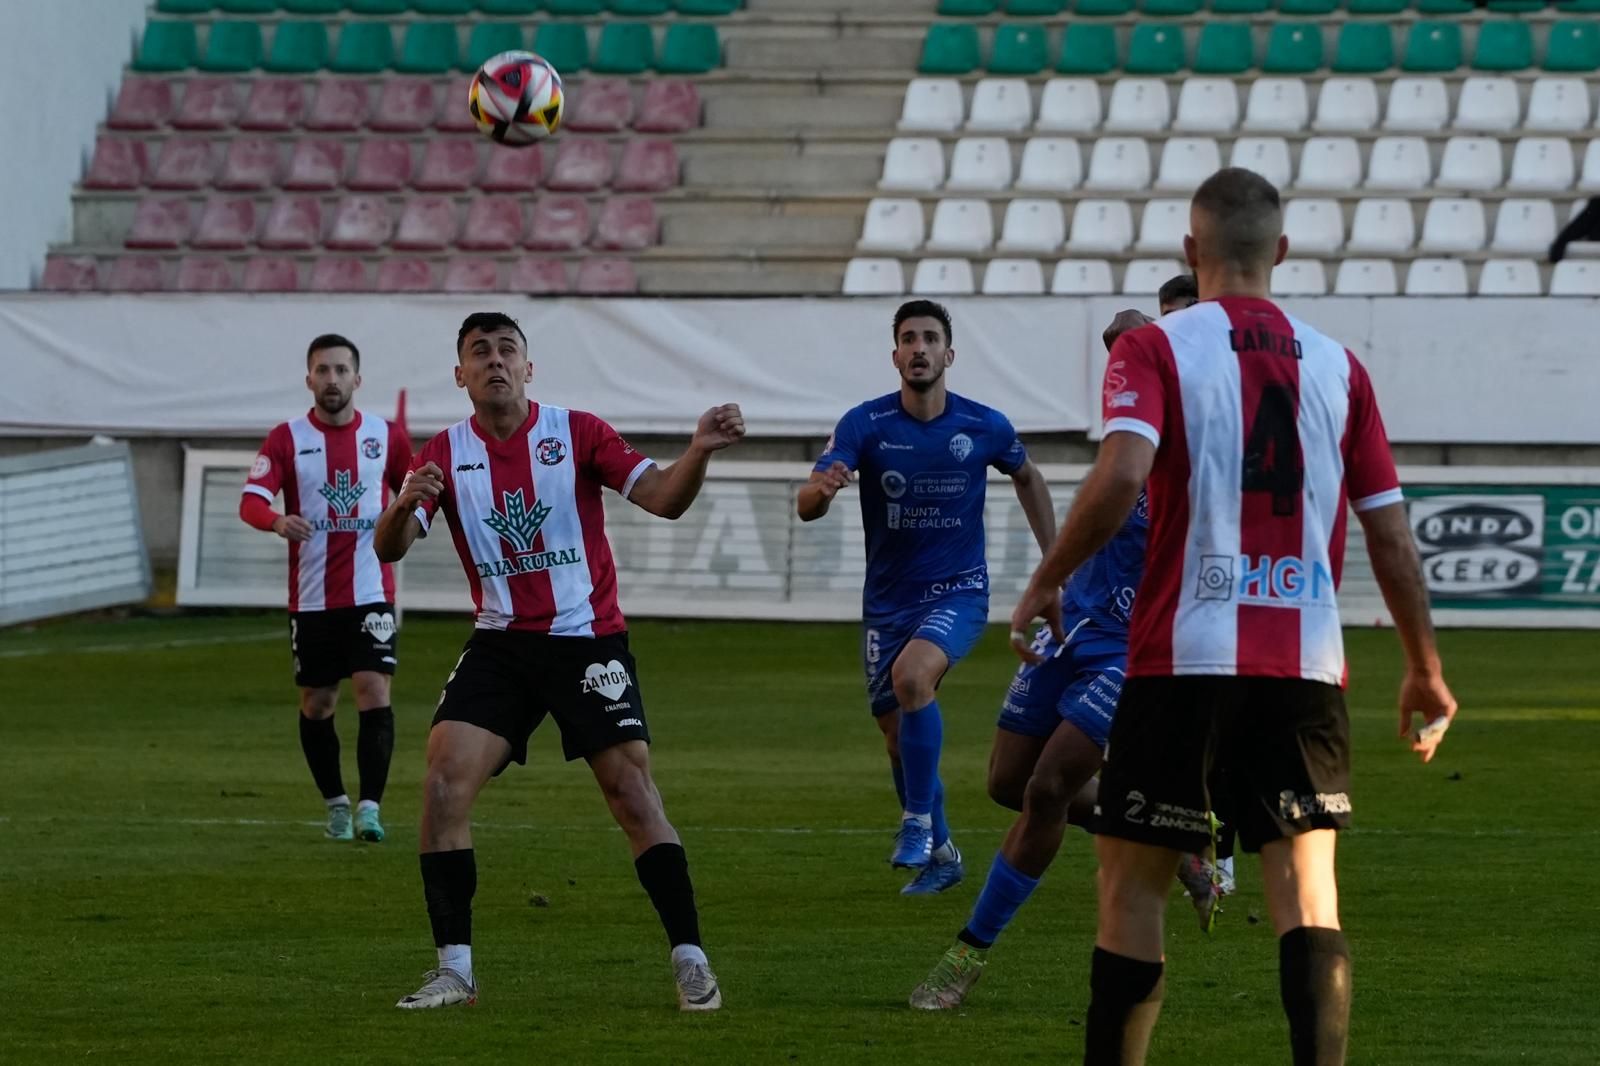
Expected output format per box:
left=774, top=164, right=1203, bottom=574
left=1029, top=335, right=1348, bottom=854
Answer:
left=861, top=592, right=990, bottom=717
left=995, top=614, right=1127, bottom=750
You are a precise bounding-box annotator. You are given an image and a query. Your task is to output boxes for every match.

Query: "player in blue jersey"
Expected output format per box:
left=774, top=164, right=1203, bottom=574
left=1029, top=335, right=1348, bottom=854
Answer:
left=797, top=300, right=1058, bottom=895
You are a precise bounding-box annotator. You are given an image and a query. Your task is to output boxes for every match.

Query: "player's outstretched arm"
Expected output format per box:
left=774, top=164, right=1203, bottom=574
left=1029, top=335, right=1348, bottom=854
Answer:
left=1008, top=459, right=1057, bottom=555
left=628, top=403, right=745, bottom=520
left=796, top=462, right=853, bottom=522
left=1357, top=501, right=1458, bottom=762
left=373, top=462, right=443, bottom=563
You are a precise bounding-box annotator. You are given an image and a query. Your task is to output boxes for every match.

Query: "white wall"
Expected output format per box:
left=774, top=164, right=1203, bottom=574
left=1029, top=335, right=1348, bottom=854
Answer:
left=0, top=0, right=149, bottom=290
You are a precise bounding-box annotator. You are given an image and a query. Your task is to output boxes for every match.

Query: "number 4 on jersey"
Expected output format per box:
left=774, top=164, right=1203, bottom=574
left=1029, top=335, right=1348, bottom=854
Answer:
left=1242, top=384, right=1303, bottom=517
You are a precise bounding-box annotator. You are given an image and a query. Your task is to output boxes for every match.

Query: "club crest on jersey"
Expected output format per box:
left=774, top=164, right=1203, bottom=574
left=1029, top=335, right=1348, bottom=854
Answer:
left=361, top=436, right=382, bottom=460
left=250, top=454, right=271, bottom=479
left=318, top=470, right=366, bottom=517
left=948, top=433, right=974, bottom=461
left=536, top=436, right=567, bottom=466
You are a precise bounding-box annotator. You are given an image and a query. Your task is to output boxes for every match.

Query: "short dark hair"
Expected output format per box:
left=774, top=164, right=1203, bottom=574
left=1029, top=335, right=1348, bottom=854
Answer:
left=456, top=311, right=527, bottom=351
left=307, top=333, right=359, bottom=370
left=1190, top=167, right=1283, bottom=272
left=893, top=299, right=953, bottom=345
left=1158, top=274, right=1198, bottom=309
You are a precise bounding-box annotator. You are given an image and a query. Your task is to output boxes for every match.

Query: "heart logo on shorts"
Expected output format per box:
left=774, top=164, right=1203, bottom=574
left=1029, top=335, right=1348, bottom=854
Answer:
left=362, top=612, right=397, bottom=643
left=582, top=660, right=631, bottom=702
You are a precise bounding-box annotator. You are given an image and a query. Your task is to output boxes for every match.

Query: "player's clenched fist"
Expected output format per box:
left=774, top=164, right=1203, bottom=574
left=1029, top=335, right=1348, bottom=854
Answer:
left=694, top=403, right=747, bottom=452
left=402, top=462, right=445, bottom=506
left=271, top=514, right=314, bottom=542
left=814, top=460, right=854, bottom=500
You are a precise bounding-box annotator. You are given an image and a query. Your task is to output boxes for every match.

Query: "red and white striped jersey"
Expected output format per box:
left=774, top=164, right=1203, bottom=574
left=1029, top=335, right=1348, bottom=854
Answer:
left=412, top=403, right=654, bottom=636
left=244, top=409, right=412, bottom=612
left=1103, top=296, right=1402, bottom=686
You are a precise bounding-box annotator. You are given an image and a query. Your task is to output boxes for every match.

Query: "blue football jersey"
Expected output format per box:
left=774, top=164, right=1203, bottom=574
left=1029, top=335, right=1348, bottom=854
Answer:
left=815, top=391, right=1027, bottom=620
left=1061, top=488, right=1149, bottom=634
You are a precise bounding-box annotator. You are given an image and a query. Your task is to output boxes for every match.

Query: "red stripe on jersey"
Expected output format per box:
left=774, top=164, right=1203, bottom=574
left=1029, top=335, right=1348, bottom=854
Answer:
left=571, top=412, right=628, bottom=634
left=1125, top=328, right=1186, bottom=677
left=322, top=412, right=360, bottom=610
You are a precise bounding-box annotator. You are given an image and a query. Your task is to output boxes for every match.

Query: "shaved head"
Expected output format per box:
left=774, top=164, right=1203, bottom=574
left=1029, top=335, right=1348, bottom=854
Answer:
left=1188, top=167, right=1285, bottom=279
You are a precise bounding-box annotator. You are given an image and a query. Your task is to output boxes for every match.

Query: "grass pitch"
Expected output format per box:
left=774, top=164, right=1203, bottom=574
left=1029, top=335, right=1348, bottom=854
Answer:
left=2, top=616, right=1596, bottom=1064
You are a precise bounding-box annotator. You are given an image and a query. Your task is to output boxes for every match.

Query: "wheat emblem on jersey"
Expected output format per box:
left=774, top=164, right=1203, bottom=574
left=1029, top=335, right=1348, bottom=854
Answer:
left=318, top=470, right=366, bottom=517
left=484, top=489, right=552, bottom=553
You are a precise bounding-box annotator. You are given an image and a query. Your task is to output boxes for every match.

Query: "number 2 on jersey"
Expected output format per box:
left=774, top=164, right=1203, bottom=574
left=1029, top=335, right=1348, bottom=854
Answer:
left=1242, top=383, right=1303, bottom=516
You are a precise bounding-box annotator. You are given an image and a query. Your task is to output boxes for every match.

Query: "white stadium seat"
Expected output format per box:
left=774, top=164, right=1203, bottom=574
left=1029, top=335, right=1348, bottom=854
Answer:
left=1036, top=78, right=1102, bottom=133
left=1174, top=78, right=1239, bottom=133
left=1436, top=137, right=1503, bottom=192
left=945, top=137, right=1013, bottom=191
left=879, top=137, right=944, bottom=191
left=1242, top=77, right=1309, bottom=132
left=1135, top=199, right=1188, bottom=255
left=1229, top=137, right=1292, bottom=189
left=1384, top=77, right=1449, bottom=132
left=1271, top=260, right=1328, bottom=296
left=1066, top=199, right=1135, bottom=254
left=1550, top=260, right=1600, bottom=296
left=1104, top=78, right=1171, bottom=132
left=1455, top=77, right=1521, bottom=132
left=925, top=199, right=994, bottom=253
left=1155, top=137, right=1222, bottom=192
left=857, top=198, right=925, bottom=252
left=1365, top=136, right=1432, bottom=191
left=1015, top=137, right=1083, bottom=192
left=1051, top=259, right=1115, bottom=295
left=997, top=199, right=1067, bottom=254
left=1491, top=199, right=1558, bottom=255
left=1334, top=259, right=1399, bottom=296
left=1347, top=199, right=1415, bottom=254
left=1477, top=259, right=1543, bottom=296
left=967, top=78, right=1033, bottom=132
left=1579, top=139, right=1600, bottom=192
left=1404, top=258, right=1469, bottom=296
left=1295, top=137, right=1361, bottom=191
left=899, top=78, right=963, bottom=132
left=1313, top=78, right=1379, bottom=133
left=911, top=257, right=975, bottom=295
left=1282, top=199, right=1344, bottom=255
left=842, top=257, right=906, bottom=295
left=1419, top=199, right=1487, bottom=254
left=1507, top=138, right=1575, bottom=193
left=1085, top=137, right=1152, bottom=191
left=1524, top=77, right=1590, bottom=133
left=982, top=258, right=1046, bottom=295
left=1122, top=259, right=1184, bottom=295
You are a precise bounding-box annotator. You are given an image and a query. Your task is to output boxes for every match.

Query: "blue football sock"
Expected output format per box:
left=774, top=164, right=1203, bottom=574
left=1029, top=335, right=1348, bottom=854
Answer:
left=891, top=759, right=908, bottom=810
left=930, top=778, right=951, bottom=851
left=897, top=701, right=943, bottom=817
left=960, top=853, right=1041, bottom=949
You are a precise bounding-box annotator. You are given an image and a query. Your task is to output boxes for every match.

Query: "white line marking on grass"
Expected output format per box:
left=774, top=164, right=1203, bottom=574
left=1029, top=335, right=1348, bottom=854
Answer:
left=0, top=631, right=279, bottom=659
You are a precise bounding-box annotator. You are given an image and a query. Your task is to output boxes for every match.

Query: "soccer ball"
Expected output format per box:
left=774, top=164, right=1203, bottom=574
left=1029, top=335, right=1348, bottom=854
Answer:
left=467, top=51, right=564, bottom=147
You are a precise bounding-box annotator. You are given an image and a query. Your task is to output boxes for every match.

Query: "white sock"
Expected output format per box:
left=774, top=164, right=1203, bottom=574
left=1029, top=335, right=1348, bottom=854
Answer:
left=902, top=812, right=933, bottom=828
left=325, top=794, right=350, bottom=809
left=439, top=944, right=473, bottom=982
left=671, top=944, right=708, bottom=969
left=932, top=840, right=959, bottom=863
left=356, top=799, right=379, bottom=814
left=1217, top=856, right=1235, bottom=878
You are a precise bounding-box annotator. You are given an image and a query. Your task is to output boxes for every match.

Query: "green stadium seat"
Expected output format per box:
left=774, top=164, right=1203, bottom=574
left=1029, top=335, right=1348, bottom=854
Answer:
left=1263, top=22, right=1323, bottom=73
left=609, top=0, right=672, bottom=13
left=658, top=23, right=721, bottom=72
left=217, top=0, right=278, bottom=12
left=135, top=21, right=198, bottom=72
left=156, top=0, right=212, bottom=12
left=1486, top=0, right=1544, bottom=10
left=332, top=22, right=396, bottom=73
left=675, top=0, right=742, bottom=12
left=593, top=22, right=655, bottom=74
left=1473, top=20, right=1532, bottom=71
left=398, top=21, right=460, bottom=73
left=1545, top=20, right=1600, bottom=72
left=920, top=24, right=981, bottom=73
left=282, top=0, right=344, bottom=13
left=1142, top=0, right=1202, bottom=14
left=1057, top=23, right=1117, bottom=73
left=477, top=0, right=543, bottom=14
left=1332, top=22, right=1392, bottom=72
left=1126, top=23, right=1185, bottom=74
left=940, top=0, right=1000, bottom=12
left=1346, top=0, right=1407, bottom=12
left=1210, top=0, right=1268, bottom=13
left=546, top=0, right=605, bottom=13
left=265, top=21, right=330, bottom=73
left=534, top=22, right=590, bottom=71
left=1194, top=23, right=1254, bottom=73
left=989, top=23, right=1050, bottom=74
left=414, top=0, right=476, bottom=14
left=462, top=22, right=525, bottom=70
left=349, top=0, right=408, bottom=12
left=1073, top=0, right=1134, bottom=13
left=199, top=20, right=263, bottom=72
left=1004, top=0, right=1067, bottom=13
left=1555, top=0, right=1600, bottom=11
left=1279, top=0, right=1336, bottom=13
left=1415, top=0, right=1470, bottom=11
left=1402, top=21, right=1462, bottom=72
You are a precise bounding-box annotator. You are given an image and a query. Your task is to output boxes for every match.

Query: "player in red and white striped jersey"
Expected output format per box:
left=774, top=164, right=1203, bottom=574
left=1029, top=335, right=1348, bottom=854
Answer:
left=373, top=312, right=744, bottom=1013
left=1009, top=170, right=1458, bottom=1065
left=240, top=334, right=411, bottom=844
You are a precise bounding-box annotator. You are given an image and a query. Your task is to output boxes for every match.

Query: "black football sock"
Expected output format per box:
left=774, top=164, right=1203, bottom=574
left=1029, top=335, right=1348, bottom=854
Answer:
left=1084, top=947, right=1165, bottom=1066
left=1279, top=927, right=1351, bottom=1066
left=298, top=713, right=345, bottom=801
left=356, top=706, right=395, bottom=805
left=634, top=842, right=702, bottom=948
left=420, top=849, right=476, bottom=948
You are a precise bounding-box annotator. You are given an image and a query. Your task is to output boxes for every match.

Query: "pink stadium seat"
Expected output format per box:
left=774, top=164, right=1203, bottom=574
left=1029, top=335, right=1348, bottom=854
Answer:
left=109, top=78, right=173, bottom=130
left=260, top=196, right=324, bottom=250
left=545, top=139, right=613, bottom=192
left=575, top=257, right=638, bottom=295
left=393, top=196, right=460, bottom=251
left=480, top=144, right=545, bottom=193
left=416, top=139, right=481, bottom=191
left=615, top=139, right=678, bottom=192
left=593, top=197, right=659, bottom=251
left=40, top=256, right=101, bottom=292
left=242, top=256, right=300, bottom=291
left=193, top=198, right=258, bottom=250
left=172, top=79, right=241, bottom=131
left=566, top=78, right=635, bottom=133
left=149, top=137, right=218, bottom=190
left=371, top=79, right=439, bottom=133
left=459, top=197, right=526, bottom=252
left=508, top=257, right=570, bottom=294
left=634, top=80, right=702, bottom=133
left=326, top=196, right=394, bottom=251
left=126, top=198, right=193, bottom=249
left=310, top=258, right=372, bottom=292
left=435, top=81, right=479, bottom=132
left=526, top=196, right=591, bottom=251
left=241, top=80, right=306, bottom=131
left=217, top=137, right=282, bottom=190
left=106, top=256, right=167, bottom=291
left=444, top=257, right=500, bottom=292
left=175, top=256, right=236, bottom=292
left=349, top=139, right=413, bottom=192
left=84, top=137, right=149, bottom=190
left=377, top=258, right=437, bottom=292
left=284, top=141, right=347, bottom=191
left=306, top=80, right=370, bottom=132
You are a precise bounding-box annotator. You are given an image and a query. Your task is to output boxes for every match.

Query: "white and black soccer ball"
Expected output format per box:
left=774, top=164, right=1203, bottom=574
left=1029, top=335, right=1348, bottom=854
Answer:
left=467, top=50, right=564, bottom=147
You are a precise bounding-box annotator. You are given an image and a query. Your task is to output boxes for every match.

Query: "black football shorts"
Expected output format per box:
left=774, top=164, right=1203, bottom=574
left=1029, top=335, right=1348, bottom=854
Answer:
left=289, top=602, right=398, bottom=688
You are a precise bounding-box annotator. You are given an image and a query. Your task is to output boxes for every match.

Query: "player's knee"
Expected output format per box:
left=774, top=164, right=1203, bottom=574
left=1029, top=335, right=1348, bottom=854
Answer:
left=1022, top=771, right=1073, bottom=822
left=890, top=667, right=936, bottom=712
left=421, top=762, right=471, bottom=820
left=602, top=765, right=662, bottom=827
left=299, top=688, right=337, bottom=719
left=352, top=673, right=389, bottom=707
